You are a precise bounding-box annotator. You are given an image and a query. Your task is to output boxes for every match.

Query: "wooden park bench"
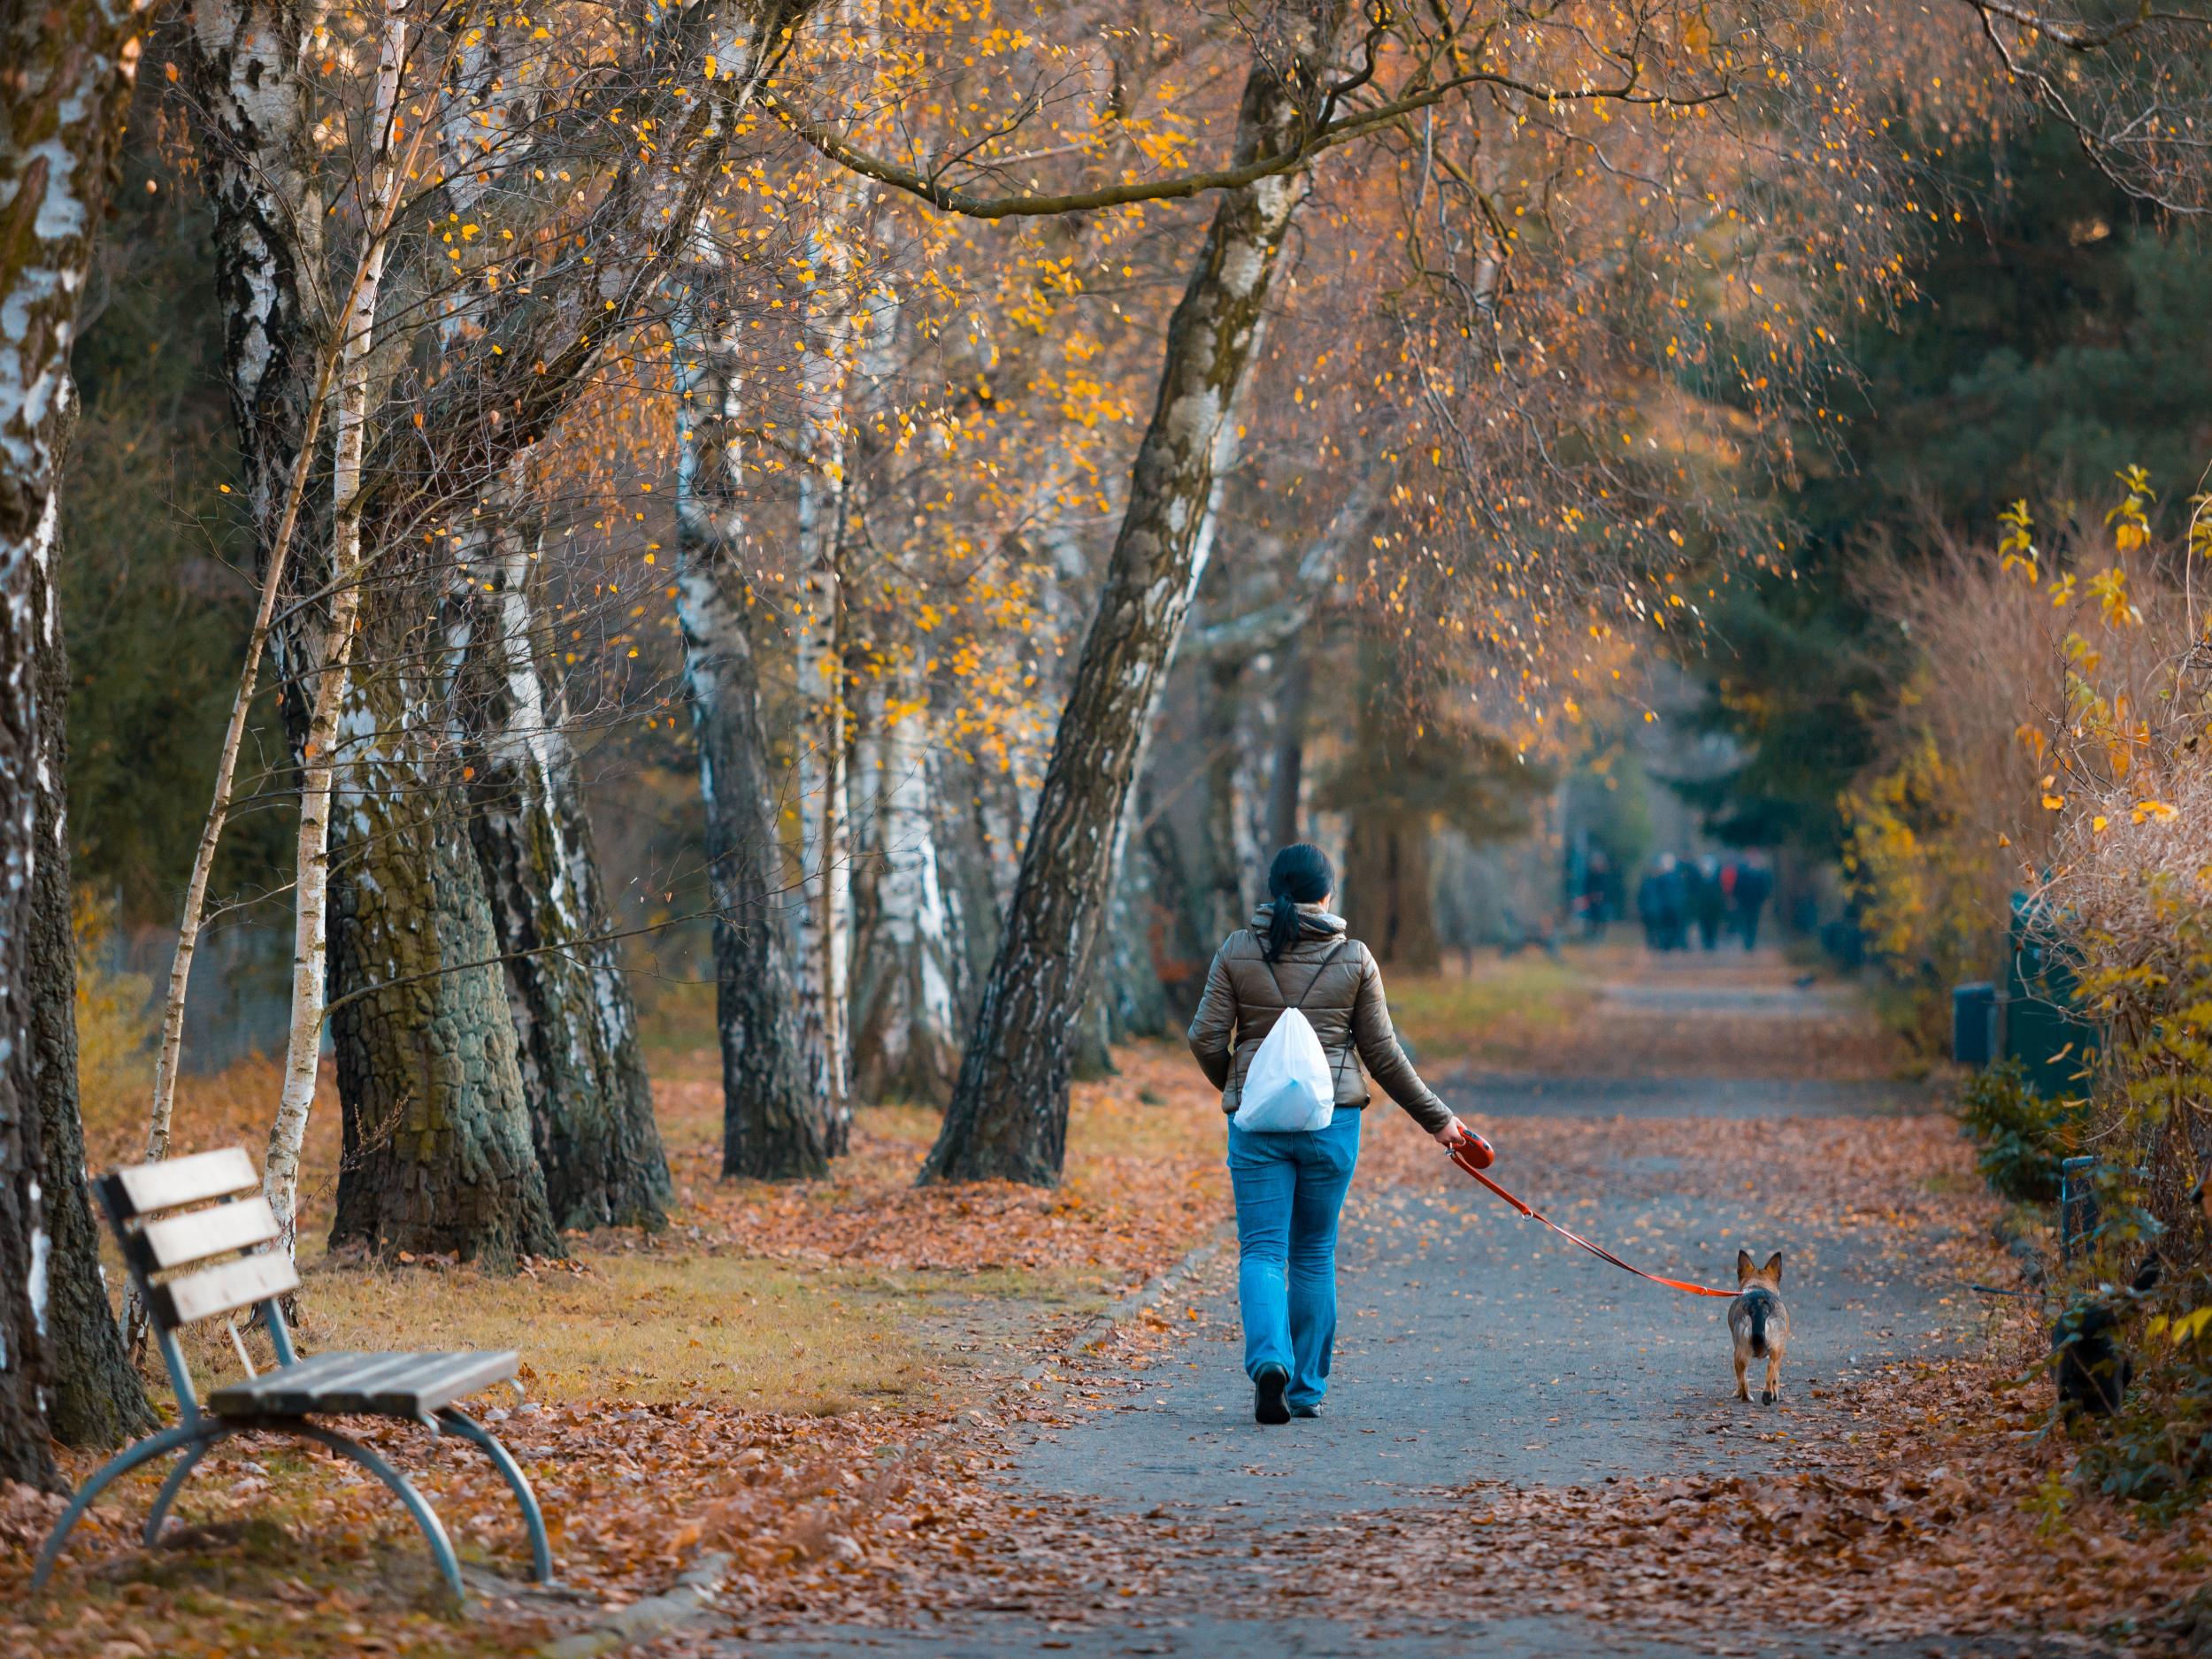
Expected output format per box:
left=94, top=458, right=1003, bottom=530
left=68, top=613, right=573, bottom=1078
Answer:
left=32, top=1148, right=553, bottom=1604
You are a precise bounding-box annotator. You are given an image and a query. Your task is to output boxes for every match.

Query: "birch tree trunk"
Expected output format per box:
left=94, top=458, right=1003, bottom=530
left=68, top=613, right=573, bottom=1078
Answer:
left=430, top=25, right=664, bottom=1232
left=264, top=0, right=405, bottom=1257
left=674, top=274, right=829, bottom=1180
left=457, top=484, right=671, bottom=1231
left=0, top=0, right=145, bottom=1483
left=849, top=647, right=960, bottom=1103
left=793, top=227, right=855, bottom=1141
left=922, top=3, right=1346, bottom=1185
left=833, top=196, right=958, bottom=1104
left=183, top=0, right=329, bottom=748
left=313, top=11, right=557, bottom=1267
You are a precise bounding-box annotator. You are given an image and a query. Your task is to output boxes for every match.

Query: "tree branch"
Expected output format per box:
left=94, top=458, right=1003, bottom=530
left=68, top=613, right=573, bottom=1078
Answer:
left=766, top=60, right=1730, bottom=222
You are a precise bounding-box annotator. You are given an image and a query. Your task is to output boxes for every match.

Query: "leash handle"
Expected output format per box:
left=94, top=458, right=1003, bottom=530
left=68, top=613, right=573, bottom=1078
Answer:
left=1446, top=1141, right=1736, bottom=1299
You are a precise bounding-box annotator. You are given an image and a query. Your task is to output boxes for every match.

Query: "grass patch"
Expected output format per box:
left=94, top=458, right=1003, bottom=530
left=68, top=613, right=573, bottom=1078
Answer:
left=276, top=1253, right=941, bottom=1412
left=1386, top=956, right=1594, bottom=1067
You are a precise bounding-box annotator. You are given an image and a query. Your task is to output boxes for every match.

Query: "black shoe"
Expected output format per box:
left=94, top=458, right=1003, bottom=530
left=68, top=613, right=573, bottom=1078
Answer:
left=1291, top=1404, right=1319, bottom=1418
left=1254, top=1365, right=1290, bottom=1425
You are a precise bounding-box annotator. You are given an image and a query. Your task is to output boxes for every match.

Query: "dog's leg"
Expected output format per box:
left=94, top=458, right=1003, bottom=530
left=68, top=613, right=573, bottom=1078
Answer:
left=1762, top=1350, right=1781, bottom=1406
left=1733, top=1349, right=1749, bottom=1402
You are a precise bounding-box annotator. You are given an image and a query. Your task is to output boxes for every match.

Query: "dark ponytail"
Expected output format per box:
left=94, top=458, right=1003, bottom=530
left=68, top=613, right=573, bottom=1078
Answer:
left=1263, top=842, right=1334, bottom=962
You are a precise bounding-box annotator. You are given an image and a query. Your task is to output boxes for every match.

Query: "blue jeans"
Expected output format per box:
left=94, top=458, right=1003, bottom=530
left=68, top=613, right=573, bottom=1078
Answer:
left=1226, top=1110, right=1361, bottom=1410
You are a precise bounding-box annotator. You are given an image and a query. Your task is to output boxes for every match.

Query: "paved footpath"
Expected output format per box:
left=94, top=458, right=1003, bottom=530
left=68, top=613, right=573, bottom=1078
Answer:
left=732, top=958, right=2093, bottom=1659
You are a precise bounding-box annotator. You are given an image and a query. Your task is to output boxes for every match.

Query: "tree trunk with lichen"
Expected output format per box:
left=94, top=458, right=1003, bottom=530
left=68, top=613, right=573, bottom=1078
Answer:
left=456, top=490, right=670, bottom=1231
left=921, top=4, right=1345, bottom=1185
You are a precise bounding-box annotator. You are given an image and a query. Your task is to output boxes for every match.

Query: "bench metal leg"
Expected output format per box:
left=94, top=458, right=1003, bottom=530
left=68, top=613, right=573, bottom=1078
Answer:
left=437, top=1409, right=553, bottom=1583
left=32, top=1423, right=208, bottom=1591
left=142, top=1424, right=238, bottom=1544
left=290, top=1425, right=466, bottom=1605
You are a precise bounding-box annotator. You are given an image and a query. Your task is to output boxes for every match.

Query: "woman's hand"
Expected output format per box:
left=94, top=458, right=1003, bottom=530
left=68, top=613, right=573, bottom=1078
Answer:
left=1432, top=1114, right=1494, bottom=1168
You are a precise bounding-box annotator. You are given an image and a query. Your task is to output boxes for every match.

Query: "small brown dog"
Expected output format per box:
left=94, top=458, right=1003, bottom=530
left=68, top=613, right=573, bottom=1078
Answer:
left=1729, top=1250, right=1789, bottom=1404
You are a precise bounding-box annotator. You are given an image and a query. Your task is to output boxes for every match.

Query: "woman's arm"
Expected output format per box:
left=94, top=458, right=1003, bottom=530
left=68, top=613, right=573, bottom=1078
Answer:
left=1186, top=943, right=1238, bottom=1090
left=1350, top=948, right=1463, bottom=1138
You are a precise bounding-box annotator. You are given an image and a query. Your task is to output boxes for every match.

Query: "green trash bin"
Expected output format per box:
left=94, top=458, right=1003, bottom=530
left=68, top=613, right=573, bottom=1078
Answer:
left=2006, top=890, right=2095, bottom=1102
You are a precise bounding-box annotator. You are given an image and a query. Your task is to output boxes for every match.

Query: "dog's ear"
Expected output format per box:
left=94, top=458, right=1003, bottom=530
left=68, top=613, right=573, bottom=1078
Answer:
left=1736, top=1248, right=1754, bottom=1282
left=1762, top=1251, right=1785, bottom=1284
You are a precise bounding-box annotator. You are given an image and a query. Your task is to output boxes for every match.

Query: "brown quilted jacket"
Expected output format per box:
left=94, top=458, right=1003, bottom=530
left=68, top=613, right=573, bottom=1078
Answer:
left=1186, top=904, right=1452, bottom=1133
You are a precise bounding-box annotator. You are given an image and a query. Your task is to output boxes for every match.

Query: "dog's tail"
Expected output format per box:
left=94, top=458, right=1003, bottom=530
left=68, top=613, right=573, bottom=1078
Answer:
left=1747, top=1291, right=1771, bottom=1358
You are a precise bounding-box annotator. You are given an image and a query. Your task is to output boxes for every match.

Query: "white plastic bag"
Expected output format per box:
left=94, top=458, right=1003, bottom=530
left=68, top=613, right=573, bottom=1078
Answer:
left=1233, top=1006, right=1337, bottom=1133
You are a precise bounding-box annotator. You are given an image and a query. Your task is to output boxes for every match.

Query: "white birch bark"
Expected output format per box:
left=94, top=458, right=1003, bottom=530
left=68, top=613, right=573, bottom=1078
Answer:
left=850, top=644, right=959, bottom=1102
left=793, top=221, right=855, bottom=1127
left=264, top=0, right=410, bottom=1255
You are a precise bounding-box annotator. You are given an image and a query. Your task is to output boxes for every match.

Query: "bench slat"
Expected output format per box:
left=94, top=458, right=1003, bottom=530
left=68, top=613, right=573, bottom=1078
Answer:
left=210, top=1351, right=423, bottom=1414
left=131, top=1195, right=280, bottom=1272
left=207, top=1348, right=519, bottom=1417
left=104, top=1148, right=259, bottom=1220
left=203, top=1348, right=365, bottom=1401
left=151, top=1249, right=299, bottom=1328
left=356, top=1350, right=518, bottom=1413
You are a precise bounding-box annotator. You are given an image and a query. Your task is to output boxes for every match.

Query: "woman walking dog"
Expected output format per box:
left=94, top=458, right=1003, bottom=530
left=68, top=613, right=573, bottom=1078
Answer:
left=1187, top=843, right=1477, bottom=1425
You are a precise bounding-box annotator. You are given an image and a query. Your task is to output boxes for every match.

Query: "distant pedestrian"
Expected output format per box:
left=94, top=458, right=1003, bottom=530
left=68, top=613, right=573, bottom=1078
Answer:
left=1733, top=854, right=1773, bottom=949
left=1636, top=859, right=1664, bottom=949
left=1187, top=843, right=1477, bottom=1425
left=1694, top=855, right=1726, bottom=951
left=1640, top=854, right=1689, bottom=950
left=1580, top=848, right=1612, bottom=939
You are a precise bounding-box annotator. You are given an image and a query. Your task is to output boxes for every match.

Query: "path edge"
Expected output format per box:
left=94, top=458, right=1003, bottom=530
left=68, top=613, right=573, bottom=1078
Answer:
left=1061, top=1219, right=1234, bottom=1363
left=534, top=1549, right=730, bottom=1658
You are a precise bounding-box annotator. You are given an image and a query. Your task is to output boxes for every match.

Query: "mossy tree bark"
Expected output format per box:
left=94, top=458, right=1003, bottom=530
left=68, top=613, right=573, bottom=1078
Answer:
left=324, top=580, right=562, bottom=1265
left=921, top=2, right=1348, bottom=1185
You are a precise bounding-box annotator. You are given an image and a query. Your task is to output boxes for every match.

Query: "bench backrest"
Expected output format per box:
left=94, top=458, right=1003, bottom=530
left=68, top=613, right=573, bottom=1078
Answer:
left=98, top=1147, right=300, bottom=1414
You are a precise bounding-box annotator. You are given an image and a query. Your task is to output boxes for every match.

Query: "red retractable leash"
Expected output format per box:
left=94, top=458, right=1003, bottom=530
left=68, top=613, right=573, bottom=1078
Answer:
left=1442, top=1131, right=1736, bottom=1299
